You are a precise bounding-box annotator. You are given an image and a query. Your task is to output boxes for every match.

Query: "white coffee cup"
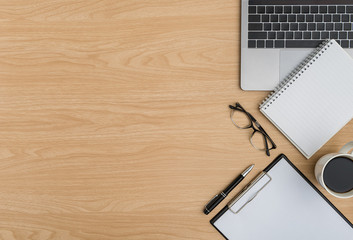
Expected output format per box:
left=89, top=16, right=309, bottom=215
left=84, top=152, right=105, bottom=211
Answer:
left=314, top=141, right=353, bottom=198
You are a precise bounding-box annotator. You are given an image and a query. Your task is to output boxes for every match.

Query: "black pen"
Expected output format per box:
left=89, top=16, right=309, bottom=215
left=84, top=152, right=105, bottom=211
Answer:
left=203, top=164, right=254, bottom=215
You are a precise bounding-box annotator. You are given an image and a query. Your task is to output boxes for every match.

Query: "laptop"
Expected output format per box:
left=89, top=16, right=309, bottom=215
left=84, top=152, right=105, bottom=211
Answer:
left=241, top=0, right=353, bottom=90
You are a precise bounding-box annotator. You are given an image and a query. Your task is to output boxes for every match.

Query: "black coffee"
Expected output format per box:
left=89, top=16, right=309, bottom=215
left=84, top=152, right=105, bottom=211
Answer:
left=323, top=157, right=353, bottom=193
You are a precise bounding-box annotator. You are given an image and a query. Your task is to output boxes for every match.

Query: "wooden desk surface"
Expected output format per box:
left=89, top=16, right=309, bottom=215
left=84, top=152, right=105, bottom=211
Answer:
left=0, top=1, right=352, bottom=239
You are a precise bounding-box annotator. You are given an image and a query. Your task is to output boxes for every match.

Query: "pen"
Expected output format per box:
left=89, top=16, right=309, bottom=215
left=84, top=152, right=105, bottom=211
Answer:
left=203, top=164, right=254, bottom=215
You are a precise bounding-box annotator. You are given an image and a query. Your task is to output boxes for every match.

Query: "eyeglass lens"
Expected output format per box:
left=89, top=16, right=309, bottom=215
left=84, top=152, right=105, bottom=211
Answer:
left=230, top=109, right=252, bottom=129
left=250, top=131, right=273, bottom=151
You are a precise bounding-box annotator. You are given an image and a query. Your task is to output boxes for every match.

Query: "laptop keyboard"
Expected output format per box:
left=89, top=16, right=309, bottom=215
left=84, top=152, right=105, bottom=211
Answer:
left=248, top=1, right=353, bottom=48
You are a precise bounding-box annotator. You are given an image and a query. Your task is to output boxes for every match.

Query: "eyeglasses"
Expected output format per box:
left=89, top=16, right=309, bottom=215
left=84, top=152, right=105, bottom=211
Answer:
left=229, top=102, right=276, bottom=156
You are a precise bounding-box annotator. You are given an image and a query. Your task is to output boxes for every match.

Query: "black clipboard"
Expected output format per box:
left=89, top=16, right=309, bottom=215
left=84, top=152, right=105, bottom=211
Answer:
left=210, top=154, right=353, bottom=240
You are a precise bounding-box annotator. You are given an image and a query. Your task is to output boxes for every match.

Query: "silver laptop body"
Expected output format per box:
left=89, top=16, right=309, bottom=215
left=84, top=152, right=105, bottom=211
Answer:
left=241, top=0, right=353, bottom=91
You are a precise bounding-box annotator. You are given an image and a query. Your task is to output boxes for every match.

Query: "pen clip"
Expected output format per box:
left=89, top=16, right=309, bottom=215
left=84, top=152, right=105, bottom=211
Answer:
left=228, top=172, right=272, bottom=214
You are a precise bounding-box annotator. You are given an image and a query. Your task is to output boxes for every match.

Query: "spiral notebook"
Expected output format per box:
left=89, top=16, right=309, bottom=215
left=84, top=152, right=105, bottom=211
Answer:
left=260, top=40, right=353, bottom=159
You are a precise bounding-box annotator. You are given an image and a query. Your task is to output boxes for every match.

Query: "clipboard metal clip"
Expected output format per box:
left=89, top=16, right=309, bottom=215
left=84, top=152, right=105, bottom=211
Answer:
left=228, top=171, right=272, bottom=214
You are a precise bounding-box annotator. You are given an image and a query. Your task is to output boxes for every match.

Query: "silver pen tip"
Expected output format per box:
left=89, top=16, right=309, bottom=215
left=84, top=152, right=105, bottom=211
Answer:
left=241, top=164, right=254, bottom=177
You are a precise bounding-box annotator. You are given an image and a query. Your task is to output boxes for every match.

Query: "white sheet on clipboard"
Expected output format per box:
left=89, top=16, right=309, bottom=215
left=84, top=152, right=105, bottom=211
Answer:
left=213, top=157, right=353, bottom=240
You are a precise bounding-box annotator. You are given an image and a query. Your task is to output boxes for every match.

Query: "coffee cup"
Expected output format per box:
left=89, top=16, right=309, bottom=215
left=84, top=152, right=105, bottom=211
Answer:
left=315, top=141, right=353, bottom=198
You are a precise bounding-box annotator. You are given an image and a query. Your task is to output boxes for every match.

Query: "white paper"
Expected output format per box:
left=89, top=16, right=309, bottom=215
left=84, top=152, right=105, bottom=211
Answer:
left=213, top=157, right=353, bottom=240
left=260, top=40, right=353, bottom=158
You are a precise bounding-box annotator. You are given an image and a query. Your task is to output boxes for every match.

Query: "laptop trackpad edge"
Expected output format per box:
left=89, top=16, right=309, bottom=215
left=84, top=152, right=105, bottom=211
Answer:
left=279, top=49, right=312, bottom=82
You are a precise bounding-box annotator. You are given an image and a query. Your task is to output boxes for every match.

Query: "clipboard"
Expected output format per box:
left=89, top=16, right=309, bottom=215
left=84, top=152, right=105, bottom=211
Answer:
left=210, top=154, right=353, bottom=240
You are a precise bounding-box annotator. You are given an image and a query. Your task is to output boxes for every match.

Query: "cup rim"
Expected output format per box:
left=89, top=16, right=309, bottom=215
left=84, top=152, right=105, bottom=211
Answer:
left=320, top=154, right=353, bottom=198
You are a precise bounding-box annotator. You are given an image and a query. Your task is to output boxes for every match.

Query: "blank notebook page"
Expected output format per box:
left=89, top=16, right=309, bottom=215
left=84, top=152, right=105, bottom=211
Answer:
left=260, top=40, right=353, bottom=158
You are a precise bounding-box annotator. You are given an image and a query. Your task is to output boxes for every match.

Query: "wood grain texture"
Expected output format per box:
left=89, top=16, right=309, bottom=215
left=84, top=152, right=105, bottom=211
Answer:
left=0, top=0, right=351, bottom=239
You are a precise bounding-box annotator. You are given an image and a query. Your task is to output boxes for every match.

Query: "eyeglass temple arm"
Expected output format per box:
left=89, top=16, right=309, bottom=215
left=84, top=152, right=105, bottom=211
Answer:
left=248, top=114, right=277, bottom=149
left=259, top=125, right=277, bottom=148
left=262, top=133, right=270, bottom=156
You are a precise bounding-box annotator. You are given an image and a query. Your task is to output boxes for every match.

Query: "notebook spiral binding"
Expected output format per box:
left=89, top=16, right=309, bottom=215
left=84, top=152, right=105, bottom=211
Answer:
left=260, top=40, right=333, bottom=110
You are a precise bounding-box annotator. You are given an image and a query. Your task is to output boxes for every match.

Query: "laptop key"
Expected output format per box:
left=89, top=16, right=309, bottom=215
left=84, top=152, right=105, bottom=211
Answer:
left=312, top=32, right=320, bottom=39
left=281, top=23, right=289, bottom=31
left=288, top=14, right=296, bottom=22
left=324, top=14, right=331, bottom=22
left=336, top=40, right=341, bottom=45
left=306, top=14, right=314, bottom=22
left=347, top=6, right=353, bottom=13
left=294, top=32, right=303, bottom=39
left=303, top=32, right=311, bottom=39
left=266, top=6, right=274, bottom=14
left=339, top=32, right=347, bottom=39
left=299, top=23, right=307, bottom=31
left=308, top=23, right=316, bottom=30
left=264, top=23, right=272, bottom=30
left=321, top=32, right=330, bottom=39
left=286, top=32, right=294, bottom=39
left=275, top=6, right=283, bottom=14
left=249, top=6, right=256, bottom=14
left=290, top=23, right=298, bottom=31
left=335, top=23, right=343, bottom=31
left=314, top=14, right=322, bottom=22
left=249, top=23, right=263, bottom=31
left=257, top=40, right=265, bottom=48
left=317, top=23, right=324, bottom=31
left=319, top=6, right=327, bottom=14
left=311, top=6, right=319, bottom=14
left=258, top=6, right=265, bottom=14
left=342, top=40, right=349, bottom=48
left=333, top=15, right=340, bottom=22
left=337, top=6, right=345, bottom=13
left=248, top=40, right=256, bottom=48
left=302, top=6, right=309, bottom=14
left=262, top=15, right=270, bottom=22
left=248, top=32, right=267, bottom=39
left=271, top=15, right=279, bottom=22
left=293, top=6, right=300, bottom=14
left=273, top=23, right=280, bottom=30
left=297, top=14, right=305, bottom=22
left=350, top=40, right=353, bottom=48
left=279, top=15, right=287, bottom=22
left=284, top=6, right=291, bottom=14
left=268, top=32, right=276, bottom=39
left=266, top=40, right=274, bottom=48
left=330, top=31, right=338, bottom=39
left=286, top=40, right=322, bottom=48
left=277, top=32, right=285, bottom=39
left=348, top=32, right=353, bottom=39
left=328, top=6, right=336, bottom=13
left=326, top=23, right=334, bottom=31
left=249, top=15, right=260, bottom=22
left=344, top=23, right=351, bottom=31
left=275, top=40, right=285, bottom=48
left=342, top=15, right=350, bottom=22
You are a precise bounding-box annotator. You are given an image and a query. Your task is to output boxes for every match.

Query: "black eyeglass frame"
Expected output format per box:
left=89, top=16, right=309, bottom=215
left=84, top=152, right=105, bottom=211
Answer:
left=229, top=102, right=277, bottom=156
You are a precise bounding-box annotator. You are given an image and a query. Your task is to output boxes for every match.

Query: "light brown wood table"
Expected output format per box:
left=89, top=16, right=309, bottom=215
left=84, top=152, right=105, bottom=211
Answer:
left=0, top=0, right=352, bottom=239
